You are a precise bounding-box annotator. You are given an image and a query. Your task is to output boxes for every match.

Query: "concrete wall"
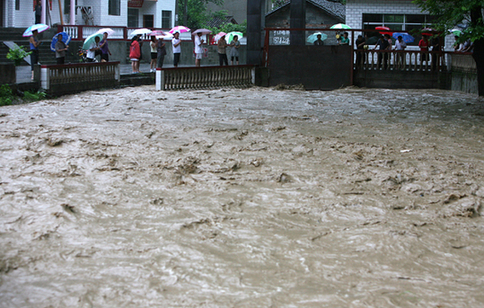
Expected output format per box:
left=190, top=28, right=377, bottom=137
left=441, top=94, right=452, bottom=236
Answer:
left=354, top=69, right=447, bottom=89
left=450, top=54, right=478, bottom=94
left=267, top=45, right=352, bottom=90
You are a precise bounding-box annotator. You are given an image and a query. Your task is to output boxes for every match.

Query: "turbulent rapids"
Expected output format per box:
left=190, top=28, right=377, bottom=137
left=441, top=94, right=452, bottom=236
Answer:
left=1, top=86, right=484, bottom=307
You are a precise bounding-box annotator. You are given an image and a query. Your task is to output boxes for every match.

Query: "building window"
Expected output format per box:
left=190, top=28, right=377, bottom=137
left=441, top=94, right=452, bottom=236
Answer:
left=162, top=11, right=172, bottom=29
left=16, top=0, right=20, bottom=10
left=363, top=13, right=435, bottom=45
left=64, top=0, right=78, bottom=14
left=144, top=15, right=154, bottom=28
left=128, top=8, right=139, bottom=27
left=109, top=0, right=120, bottom=16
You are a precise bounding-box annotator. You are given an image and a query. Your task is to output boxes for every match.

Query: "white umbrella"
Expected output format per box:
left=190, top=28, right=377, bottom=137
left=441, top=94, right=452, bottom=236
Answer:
left=96, top=28, right=115, bottom=36
left=23, top=24, right=50, bottom=37
left=192, top=28, right=212, bottom=35
left=130, top=28, right=152, bottom=37
left=83, top=32, right=103, bottom=50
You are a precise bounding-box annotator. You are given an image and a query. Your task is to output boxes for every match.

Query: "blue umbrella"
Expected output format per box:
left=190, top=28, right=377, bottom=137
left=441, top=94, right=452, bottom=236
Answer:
left=50, top=32, right=71, bottom=52
left=392, top=32, right=414, bottom=43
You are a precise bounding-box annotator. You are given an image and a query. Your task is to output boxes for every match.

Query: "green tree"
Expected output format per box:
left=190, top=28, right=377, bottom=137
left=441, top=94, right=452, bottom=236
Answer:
left=179, top=0, right=223, bottom=30
left=413, top=0, right=484, bottom=96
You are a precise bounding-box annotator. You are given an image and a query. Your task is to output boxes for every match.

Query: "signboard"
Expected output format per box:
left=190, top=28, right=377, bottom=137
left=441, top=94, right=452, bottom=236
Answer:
left=128, top=0, right=144, bottom=8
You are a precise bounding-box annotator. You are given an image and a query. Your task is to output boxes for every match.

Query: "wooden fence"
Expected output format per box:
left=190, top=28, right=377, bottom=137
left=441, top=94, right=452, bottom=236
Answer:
left=40, top=62, right=120, bottom=94
left=156, top=65, right=254, bottom=90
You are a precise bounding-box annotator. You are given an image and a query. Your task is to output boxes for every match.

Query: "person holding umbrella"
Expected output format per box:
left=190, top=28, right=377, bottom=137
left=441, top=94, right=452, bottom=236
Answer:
left=194, top=32, right=204, bottom=67
left=29, top=29, right=41, bottom=80
left=55, top=33, right=68, bottom=64
left=156, top=37, right=166, bottom=69
left=129, top=36, right=141, bottom=73
left=86, top=36, right=101, bottom=62
left=314, top=34, right=324, bottom=46
left=99, top=32, right=111, bottom=62
left=229, top=35, right=240, bottom=65
left=217, top=34, right=228, bottom=66
left=172, top=32, right=181, bottom=67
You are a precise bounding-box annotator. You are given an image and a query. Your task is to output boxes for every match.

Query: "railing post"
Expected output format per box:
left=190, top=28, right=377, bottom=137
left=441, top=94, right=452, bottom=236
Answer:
left=156, top=68, right=164, bottom=90
left=40, top=65, right=50, bottom=90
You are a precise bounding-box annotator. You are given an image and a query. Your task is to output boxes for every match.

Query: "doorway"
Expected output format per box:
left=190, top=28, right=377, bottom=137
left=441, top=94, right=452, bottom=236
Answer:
left=0, top=0, right=4, bottom=27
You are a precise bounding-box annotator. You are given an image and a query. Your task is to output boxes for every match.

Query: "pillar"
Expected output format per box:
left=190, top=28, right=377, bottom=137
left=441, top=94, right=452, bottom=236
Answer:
left=290, top=0, right=306, bottom=46
left=41, top=0, right=46, bottom=24
left=70, top=0, right=75, bottom=24
left=247, top=0, right=266, bottom=65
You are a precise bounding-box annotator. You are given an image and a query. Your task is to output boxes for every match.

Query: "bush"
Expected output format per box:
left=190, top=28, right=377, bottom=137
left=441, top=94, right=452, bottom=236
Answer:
left=0, top=84, right=14, bottom=106
left=24, top=91, right=46, bottom=101
left=6, top=46, right=32, bottom=66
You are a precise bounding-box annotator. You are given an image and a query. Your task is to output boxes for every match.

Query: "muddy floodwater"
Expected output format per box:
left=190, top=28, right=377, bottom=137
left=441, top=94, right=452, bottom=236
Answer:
left=1, top=86, right=484, bottom=307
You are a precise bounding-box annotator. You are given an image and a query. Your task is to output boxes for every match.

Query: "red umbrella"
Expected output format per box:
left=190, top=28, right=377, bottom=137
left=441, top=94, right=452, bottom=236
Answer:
left=375, top=26, right=392, bottom=35
left=421, top=28, right=435, bottom=36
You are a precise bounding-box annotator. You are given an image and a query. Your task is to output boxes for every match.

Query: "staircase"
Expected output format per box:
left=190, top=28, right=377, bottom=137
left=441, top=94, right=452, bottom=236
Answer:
left=0, top=27, right=59, bottom=65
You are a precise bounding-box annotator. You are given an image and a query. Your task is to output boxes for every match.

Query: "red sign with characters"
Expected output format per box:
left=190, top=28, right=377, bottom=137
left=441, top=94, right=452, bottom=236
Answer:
left=128, top=0, right=144, bottom=8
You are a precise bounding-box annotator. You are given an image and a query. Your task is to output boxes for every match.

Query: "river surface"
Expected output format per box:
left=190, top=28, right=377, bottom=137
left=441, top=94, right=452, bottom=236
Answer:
left=1, top=86, right=484, bottom=307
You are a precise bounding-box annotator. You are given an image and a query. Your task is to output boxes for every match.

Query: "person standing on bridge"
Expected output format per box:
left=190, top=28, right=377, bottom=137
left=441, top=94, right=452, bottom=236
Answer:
left=229, top=35, right=240, bottom=65
left=194, top=32, right=204, bottom=67
left=55, top=33, right=68, bottom=65
left=217, top=34, right=228, bottom=66
left=29, top=29, right=41, bottom=81
left=99, top=32, right=111, bottom=62
left=172, top=32, right=181, bottom=67
left=34, top=0, right=42, bottom=24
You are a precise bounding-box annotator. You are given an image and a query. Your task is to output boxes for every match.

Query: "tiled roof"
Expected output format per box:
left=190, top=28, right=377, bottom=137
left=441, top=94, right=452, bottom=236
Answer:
left=267, top=0, right=346, bottom=21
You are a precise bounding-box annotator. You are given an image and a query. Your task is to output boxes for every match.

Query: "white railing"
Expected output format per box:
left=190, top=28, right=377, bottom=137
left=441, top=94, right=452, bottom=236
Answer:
left=40, top=62, right=120, bottom=94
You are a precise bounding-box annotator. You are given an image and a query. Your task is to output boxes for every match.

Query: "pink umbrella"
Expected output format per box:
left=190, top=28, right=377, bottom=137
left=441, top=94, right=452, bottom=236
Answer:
left=213, top=32, right=227, bottom=42
left=169, top=26, right=190, bottom=34
left=149, top=30, right=169, bottom=37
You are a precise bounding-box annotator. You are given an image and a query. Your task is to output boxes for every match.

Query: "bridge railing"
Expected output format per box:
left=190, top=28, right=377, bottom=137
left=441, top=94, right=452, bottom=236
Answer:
left=156, top=65, right=255, bottom=91
left=354, top=49, right=447, bottom=72
left=40, top=62, right=120, bottom=94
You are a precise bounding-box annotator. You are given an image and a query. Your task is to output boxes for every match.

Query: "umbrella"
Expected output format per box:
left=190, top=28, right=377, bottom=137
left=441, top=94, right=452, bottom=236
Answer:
left=307, top=32, right=328, bottom=44
left=82, top=32, right=103, bottom=50
left=392, top=32, right=414, bottom=43
left=225, top=31, right=243, bottom=44
left=375, top=26, right=392, bottom=35
left=169, top=26, right=190, bottom=34
left=450, top=29, right=462, bottom=36
left=149, top=30, right=169, bottom=37
left=96, top=28, right=115, bottom=36
left=366, top=36, right=380, bottom=45
left=50, top=32, right=71, bottom=52
left=330, top=23, right=351, bottom=30
left=192, top=28, right=212, bottom=35
left=130, top=28, right=152, bottom=37
left=23, top=23, right=50, bottom=37
left=421, top=28, right=435, bottom=36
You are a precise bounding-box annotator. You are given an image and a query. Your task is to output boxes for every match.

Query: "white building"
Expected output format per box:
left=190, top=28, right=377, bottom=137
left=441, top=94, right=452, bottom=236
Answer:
left=1, top=0, right=176, bottom=29
left=346, top=0, right=455, bottom=49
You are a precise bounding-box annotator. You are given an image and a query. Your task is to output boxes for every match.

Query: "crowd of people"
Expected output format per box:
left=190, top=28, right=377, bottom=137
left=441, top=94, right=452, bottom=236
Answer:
left=28, top=29, right=243, bottom=78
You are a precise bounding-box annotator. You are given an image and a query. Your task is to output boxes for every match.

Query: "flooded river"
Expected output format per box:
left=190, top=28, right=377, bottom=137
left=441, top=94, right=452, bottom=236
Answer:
left=1, top=86, right=484, bottom=307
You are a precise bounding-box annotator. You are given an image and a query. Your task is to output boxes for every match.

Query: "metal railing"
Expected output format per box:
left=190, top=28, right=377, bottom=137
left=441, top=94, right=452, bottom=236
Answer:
left=58, top=25, right=192, bottom=41
left=40, top=62, right=120, bottom=92
left=156, top=65, right=254, bottom=90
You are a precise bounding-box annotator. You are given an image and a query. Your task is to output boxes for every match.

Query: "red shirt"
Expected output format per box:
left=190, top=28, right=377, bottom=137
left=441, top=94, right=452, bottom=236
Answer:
left=129, top=40, right=140, bottom=59
left=418, top=39, right=429, bottom=51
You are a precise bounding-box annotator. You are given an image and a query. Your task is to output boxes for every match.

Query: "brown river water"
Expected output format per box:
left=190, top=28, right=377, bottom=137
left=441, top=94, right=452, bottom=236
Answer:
left=1, top=86, right=484, bottom=307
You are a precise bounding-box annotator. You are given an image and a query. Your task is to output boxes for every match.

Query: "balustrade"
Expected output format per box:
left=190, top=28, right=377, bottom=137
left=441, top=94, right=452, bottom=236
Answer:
left=156, top=66, right=254, bottom=91
left=354, top=49, right=446, bottom=72
left=40, top=62, right=120, bottom=94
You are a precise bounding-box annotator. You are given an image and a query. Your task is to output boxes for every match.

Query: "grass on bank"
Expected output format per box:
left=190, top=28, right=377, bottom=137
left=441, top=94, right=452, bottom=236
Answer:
left=0, top=84, right=46, bottom=106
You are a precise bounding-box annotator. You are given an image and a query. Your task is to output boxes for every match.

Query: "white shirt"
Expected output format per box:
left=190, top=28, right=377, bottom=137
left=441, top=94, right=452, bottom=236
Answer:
left=172, top=38, right=181, bottom=53
left=395, top=40, right=406, bottom=50
left=87, top=42, right=99, bottom=59
left=194, top=35, right=203, bottom=54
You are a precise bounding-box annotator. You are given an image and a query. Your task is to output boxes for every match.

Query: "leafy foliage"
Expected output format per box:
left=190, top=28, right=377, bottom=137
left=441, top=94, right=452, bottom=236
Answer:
left=6, top=46, right=32, bottom=66
left=0, top=85, right=14, bottom=106
left=178, top=0, right=224, bottom=30
left=24, top=91, right=46, bottom=101
left=209, top=20, right=247, bottom=36
left=413, top=0, right=484, bottom=43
